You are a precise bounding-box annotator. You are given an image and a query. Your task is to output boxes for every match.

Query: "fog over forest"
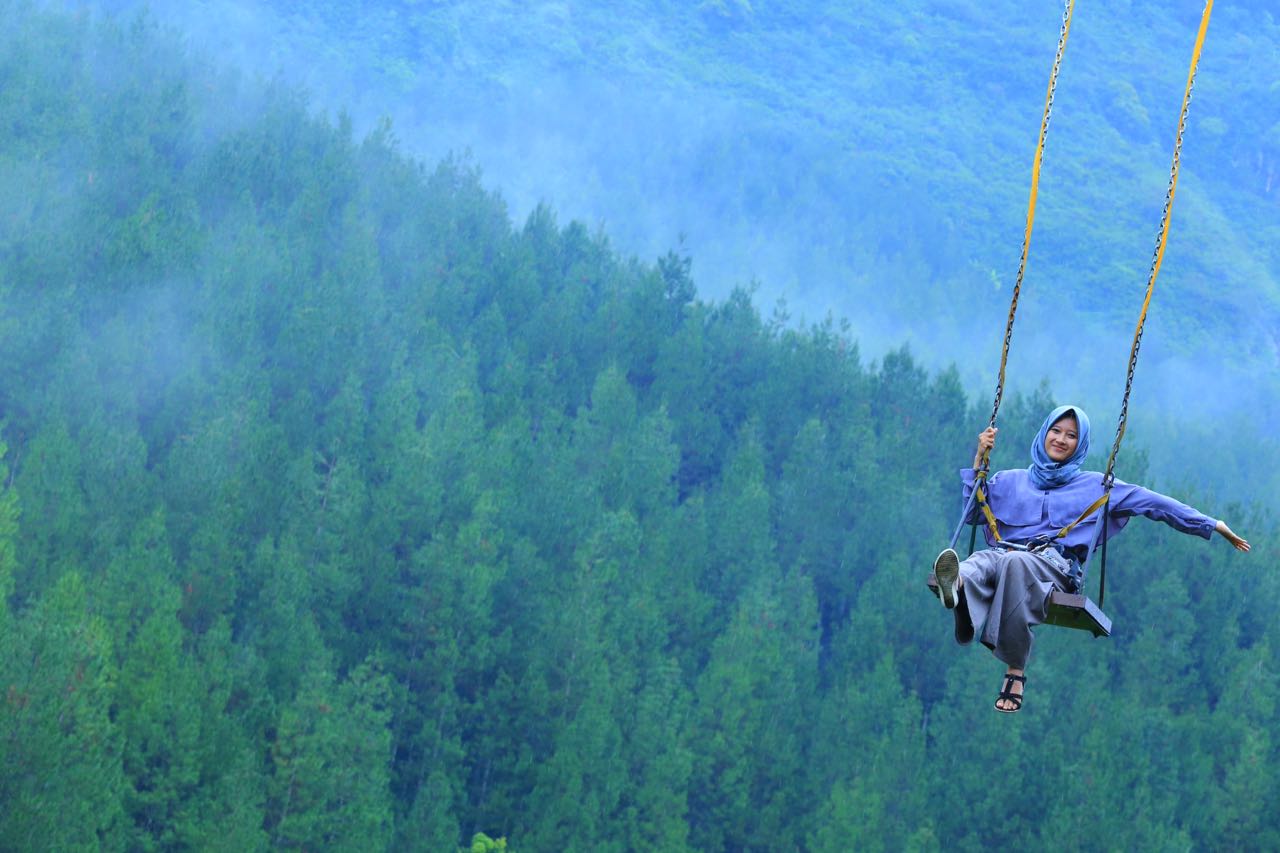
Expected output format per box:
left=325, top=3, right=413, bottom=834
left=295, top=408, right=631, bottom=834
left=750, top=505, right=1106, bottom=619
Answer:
left=59, top=0, right=1280, bottom=503
left=71, top=0, right=1277, bottom=509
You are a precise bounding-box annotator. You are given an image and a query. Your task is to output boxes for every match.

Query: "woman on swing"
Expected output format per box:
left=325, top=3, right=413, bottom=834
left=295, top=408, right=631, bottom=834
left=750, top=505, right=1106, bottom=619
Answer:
left=933, top=404, right=1251, bottom=713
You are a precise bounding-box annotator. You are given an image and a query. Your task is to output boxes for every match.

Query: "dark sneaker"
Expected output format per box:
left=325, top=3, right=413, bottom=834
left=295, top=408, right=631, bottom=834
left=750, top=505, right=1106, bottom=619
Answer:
left=934, top=548, right=961, bottom=609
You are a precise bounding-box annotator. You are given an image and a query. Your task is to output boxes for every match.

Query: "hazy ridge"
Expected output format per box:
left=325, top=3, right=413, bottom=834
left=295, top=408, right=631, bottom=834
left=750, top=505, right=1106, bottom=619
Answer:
left=74, top=0, right=1280, bottom=506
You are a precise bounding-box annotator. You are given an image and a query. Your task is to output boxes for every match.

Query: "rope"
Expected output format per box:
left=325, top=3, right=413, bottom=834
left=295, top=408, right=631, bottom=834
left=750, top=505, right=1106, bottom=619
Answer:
left=1089, top=0, right=1214, bottom=599
left=1100, top=0, right=1213, bottom=486
left=961, top=0, right=1076, bottom=548
left=955, top=0, right=1214, bottom=604
left=955, top=0, right=1075, bottom=551
left=982, top=0, right=1076, bottom=452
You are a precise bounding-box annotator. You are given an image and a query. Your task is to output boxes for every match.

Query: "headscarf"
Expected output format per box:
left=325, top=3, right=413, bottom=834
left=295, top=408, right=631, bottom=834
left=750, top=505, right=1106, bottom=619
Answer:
left=1028, top=404, right=1090, bottom=489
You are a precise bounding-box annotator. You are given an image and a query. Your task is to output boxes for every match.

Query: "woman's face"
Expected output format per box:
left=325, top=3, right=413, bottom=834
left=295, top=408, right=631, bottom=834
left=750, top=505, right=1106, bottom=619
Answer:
left=1045, top=414, right=1080, bottom=463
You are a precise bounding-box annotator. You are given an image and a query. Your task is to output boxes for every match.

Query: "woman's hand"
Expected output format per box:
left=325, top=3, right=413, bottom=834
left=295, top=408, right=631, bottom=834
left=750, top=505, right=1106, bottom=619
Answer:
left=973, top=426, right=998, bottom=469
left=1216, top=520, right=1250, bottom=552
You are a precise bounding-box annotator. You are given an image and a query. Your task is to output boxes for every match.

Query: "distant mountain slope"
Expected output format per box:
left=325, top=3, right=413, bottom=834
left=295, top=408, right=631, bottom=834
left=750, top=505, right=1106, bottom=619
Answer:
left=57, top=0, right=1280, bottom=500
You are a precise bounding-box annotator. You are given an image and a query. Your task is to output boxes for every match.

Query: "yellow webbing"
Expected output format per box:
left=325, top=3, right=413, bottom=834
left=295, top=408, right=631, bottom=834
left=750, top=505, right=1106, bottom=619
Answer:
left=1054, top=493, right=1110, bottom=540
left=965, top=1, right=1214, bottom=596
left=973, top=480, right=1003, bottom=543
left=967, top=0, right=1077, bottom=545
left=980, top=0, right=1076, bottom=467
left=972, top=482, right=1108, bottom=546
left=1102, top=0, right=1214, bottom=481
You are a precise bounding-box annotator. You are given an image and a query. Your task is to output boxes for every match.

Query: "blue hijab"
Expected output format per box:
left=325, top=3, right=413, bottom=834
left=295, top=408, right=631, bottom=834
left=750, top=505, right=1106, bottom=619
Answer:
left=1028, top=405, right=1090, bottom=489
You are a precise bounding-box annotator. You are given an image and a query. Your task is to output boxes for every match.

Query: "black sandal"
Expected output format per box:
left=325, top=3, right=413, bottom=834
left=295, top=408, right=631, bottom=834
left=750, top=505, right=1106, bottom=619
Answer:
left=995, top=673, right=1026, bottom=713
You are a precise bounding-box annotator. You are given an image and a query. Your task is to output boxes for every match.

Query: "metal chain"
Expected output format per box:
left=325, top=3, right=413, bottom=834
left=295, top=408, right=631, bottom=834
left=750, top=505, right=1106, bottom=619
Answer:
left=1103, top=0, right=1212, bottom=487
left=986, top=0, right=1076, bottom=439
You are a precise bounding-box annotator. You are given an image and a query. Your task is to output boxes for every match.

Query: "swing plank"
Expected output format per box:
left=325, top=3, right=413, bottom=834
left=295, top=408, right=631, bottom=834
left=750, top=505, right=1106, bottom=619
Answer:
left=926, top=573, right=1112, bottom=638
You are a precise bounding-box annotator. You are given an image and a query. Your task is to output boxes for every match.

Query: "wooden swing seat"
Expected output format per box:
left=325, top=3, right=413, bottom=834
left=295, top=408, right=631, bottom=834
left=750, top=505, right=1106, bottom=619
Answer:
left=926, top=572, right=1112, bottom=638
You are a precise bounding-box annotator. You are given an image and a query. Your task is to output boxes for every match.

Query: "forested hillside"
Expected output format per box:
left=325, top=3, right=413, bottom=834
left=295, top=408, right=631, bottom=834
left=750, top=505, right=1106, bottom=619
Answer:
left=102, top=0, right=1280, bottom=505
left=1, top=5, right=1278, bottom=851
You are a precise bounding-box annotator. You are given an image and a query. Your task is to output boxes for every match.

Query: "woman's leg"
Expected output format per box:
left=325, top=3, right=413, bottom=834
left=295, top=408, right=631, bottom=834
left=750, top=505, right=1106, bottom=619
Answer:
left=973, top=550, right=1057, bottom=669
left=949, top=549, right=1004, bottom=647
left=950, top=568, right=1027, bottom=710
left=953, top=581, right=975, bottom=644
left=941, top=547, right=1073, bottom=711
left=981, top=549, right=1073, bottom=712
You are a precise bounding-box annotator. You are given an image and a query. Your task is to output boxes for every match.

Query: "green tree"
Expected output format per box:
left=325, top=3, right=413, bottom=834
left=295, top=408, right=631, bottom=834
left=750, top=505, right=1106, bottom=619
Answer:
left=391, top=491, right=507, bottom=849
left=705, top=423, right=775, bottom=614
left=0, top=440, right=16, bottom=647
left=812, top=655, right=936, bottom=850
left=267, top=660, right=395, bottom=850
left=0, top=572, right=126, bottom=850
left=688, top=572, right=820, bottom=851
left=13, top=418, right=91, bottom=602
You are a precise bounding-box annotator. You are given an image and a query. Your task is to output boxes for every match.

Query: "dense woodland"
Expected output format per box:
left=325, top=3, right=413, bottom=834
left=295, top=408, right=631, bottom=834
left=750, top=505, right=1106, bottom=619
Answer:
left=110, top=0, right=1280, bottom=517
left=2, top=5, right=1279, bottom=851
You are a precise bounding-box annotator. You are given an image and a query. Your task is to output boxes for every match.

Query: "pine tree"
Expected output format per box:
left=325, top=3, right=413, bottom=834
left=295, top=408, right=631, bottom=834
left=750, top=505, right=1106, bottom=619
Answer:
left=0, top=572, right=127, bottom=849
left=688, top=572, right=821, bottom=851
left=267, top=660, right=395, bottom=850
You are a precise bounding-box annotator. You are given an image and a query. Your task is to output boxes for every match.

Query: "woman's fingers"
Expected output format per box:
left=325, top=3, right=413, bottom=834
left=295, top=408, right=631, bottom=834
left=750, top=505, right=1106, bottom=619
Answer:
left=1218, top=521, right=1250, bottom=552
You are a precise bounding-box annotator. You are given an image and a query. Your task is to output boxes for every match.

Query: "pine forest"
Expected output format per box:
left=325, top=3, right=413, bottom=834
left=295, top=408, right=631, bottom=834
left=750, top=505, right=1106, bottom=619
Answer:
left=1, top=3, right=1277, bottom=850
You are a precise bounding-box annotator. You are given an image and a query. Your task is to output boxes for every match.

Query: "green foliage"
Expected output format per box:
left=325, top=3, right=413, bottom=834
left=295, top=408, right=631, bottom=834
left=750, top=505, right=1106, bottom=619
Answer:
left=0, top=5, right=1276, bottom=851
left=0, top=572, right=126, bottom=849
left=267, top=661, right=395, bottom=850
left=468, top=832, right=508, bottom=852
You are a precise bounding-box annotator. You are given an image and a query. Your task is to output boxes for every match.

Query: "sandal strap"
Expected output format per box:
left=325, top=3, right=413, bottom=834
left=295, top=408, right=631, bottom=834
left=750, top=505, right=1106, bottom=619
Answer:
left=995, top=692, right=1024, bottom=710
left=996, top=674, right=1026, bottom=712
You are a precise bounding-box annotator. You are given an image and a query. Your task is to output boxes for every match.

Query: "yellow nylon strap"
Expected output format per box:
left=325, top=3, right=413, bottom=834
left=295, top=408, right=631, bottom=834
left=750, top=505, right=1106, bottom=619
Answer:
left=973, top=482, right=1003, bottom=543
left=986, top=0, right=1076, bottom=449
left=1012, top=0, right=1074, bottom=301
left=1146, top=0, right=1213, bottom=291
left=1054, top=493, right=1110, bottom=540
left=974, top=486, right=1106, bottom=546
left=1104, top=0, right=1213, bottom=478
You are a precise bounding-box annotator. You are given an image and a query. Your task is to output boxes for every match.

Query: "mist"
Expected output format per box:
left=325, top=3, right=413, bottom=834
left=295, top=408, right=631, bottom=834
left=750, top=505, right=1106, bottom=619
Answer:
left=44, top=0, right=1280, bottom=506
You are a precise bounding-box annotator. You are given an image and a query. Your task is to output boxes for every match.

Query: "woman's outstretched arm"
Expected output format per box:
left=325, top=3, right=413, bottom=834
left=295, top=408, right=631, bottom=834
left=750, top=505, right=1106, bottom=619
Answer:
left=1216, top=520, right=1250, bottom=552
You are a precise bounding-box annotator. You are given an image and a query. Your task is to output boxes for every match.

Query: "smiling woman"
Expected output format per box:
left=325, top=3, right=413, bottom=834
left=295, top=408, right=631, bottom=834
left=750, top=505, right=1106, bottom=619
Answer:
left=1043, top=416, right=1078, bottom=462
left=932, top=405, right=1251, bottom=713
